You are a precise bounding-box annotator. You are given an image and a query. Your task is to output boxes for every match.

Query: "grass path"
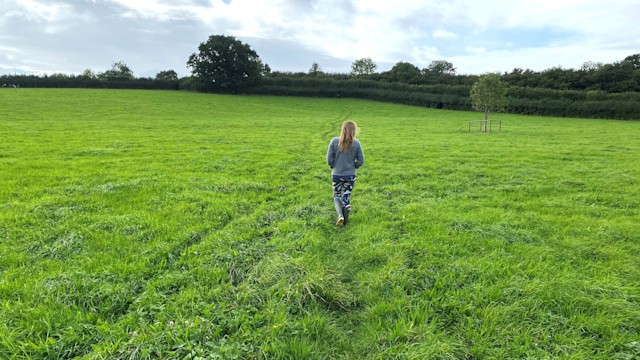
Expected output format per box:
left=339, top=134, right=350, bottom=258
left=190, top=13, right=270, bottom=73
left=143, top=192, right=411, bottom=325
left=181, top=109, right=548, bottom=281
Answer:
left=1, top=89, right=639, bottom=359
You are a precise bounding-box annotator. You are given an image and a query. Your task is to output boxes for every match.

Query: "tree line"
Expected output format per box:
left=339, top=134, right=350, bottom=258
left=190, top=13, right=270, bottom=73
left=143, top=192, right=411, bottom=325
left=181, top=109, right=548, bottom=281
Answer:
left=2, top=35, right=639, bottom=120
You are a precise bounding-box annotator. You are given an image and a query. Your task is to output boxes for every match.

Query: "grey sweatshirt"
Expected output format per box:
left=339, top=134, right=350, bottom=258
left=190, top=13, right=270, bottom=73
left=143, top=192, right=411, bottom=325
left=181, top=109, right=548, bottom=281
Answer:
left=326, top=137, right=365, bottom=175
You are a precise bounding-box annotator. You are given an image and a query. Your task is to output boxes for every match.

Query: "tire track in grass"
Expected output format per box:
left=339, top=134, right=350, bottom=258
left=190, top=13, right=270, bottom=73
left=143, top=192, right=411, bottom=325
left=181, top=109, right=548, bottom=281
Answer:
left=79, top=193, right=283, bottom=357
left=145, top=216, right=344, bottom=357
left=82, top=157, right=327, bottom=356
left=3, top=176, right=278, bottom=359
left=8, top=207, right=241, bottom=358
left=321, top=107, right=354, bottom=140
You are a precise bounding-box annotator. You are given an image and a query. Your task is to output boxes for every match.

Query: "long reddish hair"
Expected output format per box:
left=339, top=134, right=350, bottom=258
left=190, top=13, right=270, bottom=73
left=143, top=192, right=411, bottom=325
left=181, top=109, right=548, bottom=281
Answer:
left=339, top=120, right=357, bottom=152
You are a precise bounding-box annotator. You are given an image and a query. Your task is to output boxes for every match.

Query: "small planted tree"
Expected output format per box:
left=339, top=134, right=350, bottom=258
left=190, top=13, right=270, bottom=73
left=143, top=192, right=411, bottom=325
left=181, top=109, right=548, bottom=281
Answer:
left=470, top=73, right=508, bottom=122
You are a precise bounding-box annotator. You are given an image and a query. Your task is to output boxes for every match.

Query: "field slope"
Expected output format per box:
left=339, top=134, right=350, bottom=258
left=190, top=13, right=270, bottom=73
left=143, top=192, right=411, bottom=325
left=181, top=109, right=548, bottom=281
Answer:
left=1, top=89, right=639, bottom=359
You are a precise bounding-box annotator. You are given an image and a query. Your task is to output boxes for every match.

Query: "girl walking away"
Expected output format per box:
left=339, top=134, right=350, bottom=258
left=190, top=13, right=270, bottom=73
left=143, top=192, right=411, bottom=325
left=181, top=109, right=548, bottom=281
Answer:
left=326, top=120, right=365, bottom=226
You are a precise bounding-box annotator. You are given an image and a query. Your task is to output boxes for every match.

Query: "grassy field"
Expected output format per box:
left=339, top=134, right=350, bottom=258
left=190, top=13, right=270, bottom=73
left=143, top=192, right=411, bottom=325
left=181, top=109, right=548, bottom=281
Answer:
left=1, top=88, right=639, bottom=359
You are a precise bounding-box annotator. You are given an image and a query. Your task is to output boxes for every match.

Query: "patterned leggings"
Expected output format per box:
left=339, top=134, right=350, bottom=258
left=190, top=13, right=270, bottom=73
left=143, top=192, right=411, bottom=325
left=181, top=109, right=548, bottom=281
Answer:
left=332, top=175, right=356, bottom=210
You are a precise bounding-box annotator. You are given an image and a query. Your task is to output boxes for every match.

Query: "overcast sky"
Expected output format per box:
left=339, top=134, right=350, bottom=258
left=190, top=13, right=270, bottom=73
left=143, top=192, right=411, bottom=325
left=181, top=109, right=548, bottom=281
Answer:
left=1, top=0, right=639, bottom=77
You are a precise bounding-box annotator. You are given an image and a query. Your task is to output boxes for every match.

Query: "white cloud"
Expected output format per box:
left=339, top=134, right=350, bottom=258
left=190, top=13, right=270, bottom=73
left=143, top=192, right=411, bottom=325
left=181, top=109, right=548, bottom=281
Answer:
left=2, top=0, right=90, bottom=35
left=433, top=29, right=459, bottom=40
left=465, top=46, right=486, bottom=55
left=411, top=46, right=443, bottom=63
left=7, top=0, right=76, bottom=23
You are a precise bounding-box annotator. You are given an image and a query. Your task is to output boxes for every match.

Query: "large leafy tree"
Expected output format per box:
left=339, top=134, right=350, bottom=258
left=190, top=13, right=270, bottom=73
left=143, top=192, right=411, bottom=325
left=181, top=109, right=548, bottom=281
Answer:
left=470, top=73, right=508, bottom=121
left=99, top=61, right=134, bottom=81
left=424, top=60, right=456, bottom=75
left=187, top=35, right=267, bottom=91
left=350, top=57, right=377, bottom=76
left=80, top=68, right=97, bottom=79
left=155, top=70, right=178, bottom=80
left=387, top=61, right=421, bottom=82
left=581, top=61, right=604, bottom=71
left=623, top=53, right=640, bottom=69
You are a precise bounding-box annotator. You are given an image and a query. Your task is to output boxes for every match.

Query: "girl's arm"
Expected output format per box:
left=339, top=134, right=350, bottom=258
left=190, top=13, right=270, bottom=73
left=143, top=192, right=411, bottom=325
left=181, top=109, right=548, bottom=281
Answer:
left=327, top=140, right=336, bottom=168
left=355, top=143, right=364, bottom=168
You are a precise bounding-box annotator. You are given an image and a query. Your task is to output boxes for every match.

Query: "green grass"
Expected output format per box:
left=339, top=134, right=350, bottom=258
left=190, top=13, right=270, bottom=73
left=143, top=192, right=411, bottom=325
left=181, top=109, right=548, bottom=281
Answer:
left=1, top=88, right=639, bottom=359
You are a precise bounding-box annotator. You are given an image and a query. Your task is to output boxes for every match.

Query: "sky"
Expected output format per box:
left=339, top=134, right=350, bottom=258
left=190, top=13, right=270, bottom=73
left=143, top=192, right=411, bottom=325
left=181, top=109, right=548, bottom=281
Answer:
left=1, top=0, right=639, bottom=78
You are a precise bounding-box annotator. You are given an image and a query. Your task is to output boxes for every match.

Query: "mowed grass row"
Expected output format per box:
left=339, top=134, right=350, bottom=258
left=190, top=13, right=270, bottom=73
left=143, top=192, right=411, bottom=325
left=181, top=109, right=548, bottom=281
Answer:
left=1, top=89, right=639, bottom=359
